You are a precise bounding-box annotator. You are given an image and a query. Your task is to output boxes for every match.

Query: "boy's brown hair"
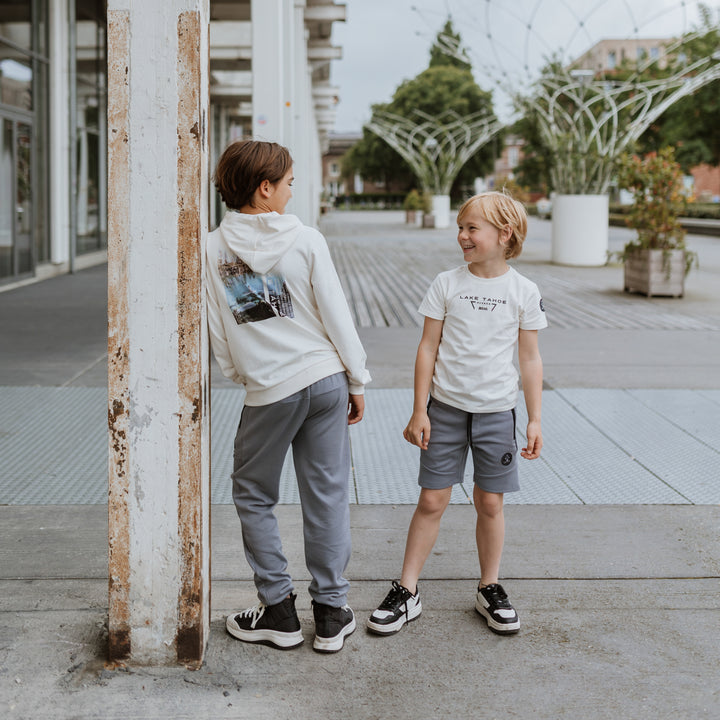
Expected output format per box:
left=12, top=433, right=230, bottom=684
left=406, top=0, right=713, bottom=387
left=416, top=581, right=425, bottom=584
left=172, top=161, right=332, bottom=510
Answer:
left=213, top=140, right=293, bottom=210
left=457, top=191, right=528, bottom=259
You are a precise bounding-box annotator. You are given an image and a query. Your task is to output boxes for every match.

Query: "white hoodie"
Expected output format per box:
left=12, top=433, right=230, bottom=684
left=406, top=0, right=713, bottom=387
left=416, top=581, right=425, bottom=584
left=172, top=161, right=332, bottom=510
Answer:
left=205, top=211, right=371, bottom=406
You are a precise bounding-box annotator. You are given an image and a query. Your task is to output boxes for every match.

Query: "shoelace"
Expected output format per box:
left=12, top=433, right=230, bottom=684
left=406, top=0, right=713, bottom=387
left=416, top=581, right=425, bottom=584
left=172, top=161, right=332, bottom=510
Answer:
left=378, top=581, right=412, bottom=612
left=482, top=585, right=511, bottom=608
left=237, top=603, right=266, bottom=629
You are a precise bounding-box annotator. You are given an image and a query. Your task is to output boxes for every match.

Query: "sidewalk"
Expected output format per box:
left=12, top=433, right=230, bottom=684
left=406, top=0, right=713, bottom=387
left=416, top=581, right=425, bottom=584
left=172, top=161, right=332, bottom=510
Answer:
left=1, top=211, right=719, bottom=719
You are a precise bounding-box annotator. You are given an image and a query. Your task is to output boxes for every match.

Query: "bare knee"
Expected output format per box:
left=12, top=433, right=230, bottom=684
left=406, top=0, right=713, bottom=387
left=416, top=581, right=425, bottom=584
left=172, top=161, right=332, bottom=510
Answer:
left=474, top=489, right=503, bottom=519
left=416, top=488, right=451, bottom=518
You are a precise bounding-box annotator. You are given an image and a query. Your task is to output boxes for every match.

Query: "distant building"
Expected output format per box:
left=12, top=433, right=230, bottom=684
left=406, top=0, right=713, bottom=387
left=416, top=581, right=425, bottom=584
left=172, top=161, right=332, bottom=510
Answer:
left=571, top=38, right=673, bottom=73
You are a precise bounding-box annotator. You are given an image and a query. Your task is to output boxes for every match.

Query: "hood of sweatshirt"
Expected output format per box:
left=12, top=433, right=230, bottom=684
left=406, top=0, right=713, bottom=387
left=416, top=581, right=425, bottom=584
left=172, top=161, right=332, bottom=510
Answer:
left=217, top=211, right=303, bottom=275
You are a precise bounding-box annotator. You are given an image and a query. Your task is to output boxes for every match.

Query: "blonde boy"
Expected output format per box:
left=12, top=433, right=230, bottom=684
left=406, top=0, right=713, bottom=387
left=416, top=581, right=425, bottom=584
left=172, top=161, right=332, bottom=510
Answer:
left=367, top=191, right=546, bottom=636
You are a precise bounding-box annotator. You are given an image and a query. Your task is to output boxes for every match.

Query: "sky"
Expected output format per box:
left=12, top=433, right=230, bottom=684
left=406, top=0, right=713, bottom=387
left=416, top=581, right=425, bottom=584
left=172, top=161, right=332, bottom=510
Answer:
left=330, top=0, right=720, bottom=133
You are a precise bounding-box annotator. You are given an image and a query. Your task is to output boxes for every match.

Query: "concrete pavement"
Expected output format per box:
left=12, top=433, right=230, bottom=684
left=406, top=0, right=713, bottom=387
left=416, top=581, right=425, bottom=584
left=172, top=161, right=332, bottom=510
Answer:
left=1, top=211, right=719, bottom=719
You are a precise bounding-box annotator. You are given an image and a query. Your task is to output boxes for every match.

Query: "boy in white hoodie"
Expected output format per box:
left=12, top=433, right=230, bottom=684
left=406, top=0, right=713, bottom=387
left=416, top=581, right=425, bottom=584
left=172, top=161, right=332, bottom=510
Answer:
left=206, top=140, right=370, bottom=653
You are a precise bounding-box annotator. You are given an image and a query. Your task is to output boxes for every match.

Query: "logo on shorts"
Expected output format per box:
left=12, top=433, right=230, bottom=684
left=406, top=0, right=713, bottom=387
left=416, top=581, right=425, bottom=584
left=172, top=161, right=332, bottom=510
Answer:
left=501, top=453, right=513, bottom=466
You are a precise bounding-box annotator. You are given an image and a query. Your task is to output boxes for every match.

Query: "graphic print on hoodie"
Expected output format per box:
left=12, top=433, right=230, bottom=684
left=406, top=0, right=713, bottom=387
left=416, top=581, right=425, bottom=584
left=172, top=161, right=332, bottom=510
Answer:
left=218, top=250, right=294, bottom=325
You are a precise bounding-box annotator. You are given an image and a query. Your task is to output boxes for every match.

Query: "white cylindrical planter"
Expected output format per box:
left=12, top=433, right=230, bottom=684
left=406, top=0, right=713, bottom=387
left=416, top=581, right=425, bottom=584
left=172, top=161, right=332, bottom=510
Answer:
left=551, top=194, right=609, bottom=266
left=432, top=194, right=451, bottom=229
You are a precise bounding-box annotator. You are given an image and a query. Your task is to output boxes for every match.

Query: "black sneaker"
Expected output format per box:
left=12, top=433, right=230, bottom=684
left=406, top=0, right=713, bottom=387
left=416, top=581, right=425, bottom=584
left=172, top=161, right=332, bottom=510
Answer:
left=366, top=581, right=422, bottom=635
left=226, top=593, right=304, bottom=649
left=475, top=583, right=520, bottom=634
left=312, top=601, right=356, bottom=653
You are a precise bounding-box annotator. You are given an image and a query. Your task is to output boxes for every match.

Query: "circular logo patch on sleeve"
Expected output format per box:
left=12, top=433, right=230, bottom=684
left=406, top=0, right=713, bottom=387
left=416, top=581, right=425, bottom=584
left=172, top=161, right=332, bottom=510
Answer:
left=539, top=298, right=545, bottom=312
left=501, top=453, right=513, bottom=466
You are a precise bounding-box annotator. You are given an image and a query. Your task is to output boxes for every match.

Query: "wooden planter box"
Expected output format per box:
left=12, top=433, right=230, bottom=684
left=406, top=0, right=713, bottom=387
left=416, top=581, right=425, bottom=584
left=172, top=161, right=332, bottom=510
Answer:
left=422, top=213, right=435, bottom=229
left=623, top=248, right=686, bottom=298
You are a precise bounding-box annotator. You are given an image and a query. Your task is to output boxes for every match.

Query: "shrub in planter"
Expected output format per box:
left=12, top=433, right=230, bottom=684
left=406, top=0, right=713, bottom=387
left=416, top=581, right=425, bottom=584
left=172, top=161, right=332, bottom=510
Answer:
left=421, top=192, right=435, bottom=228
left=615, top=147, right=697, bottom=297
left=403, top=189, right=423, bottom=223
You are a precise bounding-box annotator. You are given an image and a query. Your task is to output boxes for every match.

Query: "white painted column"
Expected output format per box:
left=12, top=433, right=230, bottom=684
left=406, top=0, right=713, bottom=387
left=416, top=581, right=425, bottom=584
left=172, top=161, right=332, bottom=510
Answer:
left=291, top=1, right=313, bottom=223
left=107, top=0, right=211, bottom=666
left=49, top=0, right=71, bottom=265
left=251, top=0, right=285, bottom=142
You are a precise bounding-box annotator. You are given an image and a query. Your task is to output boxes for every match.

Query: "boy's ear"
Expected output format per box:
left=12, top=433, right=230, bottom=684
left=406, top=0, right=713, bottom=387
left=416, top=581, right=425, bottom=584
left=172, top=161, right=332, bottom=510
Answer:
left=258, top=179, right=273, bottom=198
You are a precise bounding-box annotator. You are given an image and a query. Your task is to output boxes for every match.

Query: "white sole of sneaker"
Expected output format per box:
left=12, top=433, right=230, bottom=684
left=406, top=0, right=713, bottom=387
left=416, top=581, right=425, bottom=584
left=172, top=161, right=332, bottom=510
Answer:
left=366, top=601, right=422, bottom=635
left=226, top=616, right=304, bottom=649
left=474, top=601, right=520, bottom=634
left=312, top=616, right=356, bottom=653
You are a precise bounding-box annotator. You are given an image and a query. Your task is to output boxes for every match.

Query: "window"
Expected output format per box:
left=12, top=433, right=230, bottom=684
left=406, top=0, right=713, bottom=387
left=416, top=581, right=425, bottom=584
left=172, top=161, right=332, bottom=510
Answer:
left=607, top=51, right=616, bottom=70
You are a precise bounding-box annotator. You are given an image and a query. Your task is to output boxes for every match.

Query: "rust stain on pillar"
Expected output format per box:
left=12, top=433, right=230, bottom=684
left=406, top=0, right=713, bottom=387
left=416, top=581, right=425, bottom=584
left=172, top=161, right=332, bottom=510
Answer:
left=176, top=9, right=206, bottom=665
left=107, top=9, right=132, bottom=663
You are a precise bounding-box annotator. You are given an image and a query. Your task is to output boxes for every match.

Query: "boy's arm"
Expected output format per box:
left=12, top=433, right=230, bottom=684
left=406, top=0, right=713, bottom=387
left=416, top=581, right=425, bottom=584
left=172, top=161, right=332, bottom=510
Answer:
left=518, top=328, right=543, bottom=459
left=404, top=317, right=443, bottom=450
left=310, top=236, right=371, bottom=394
left=206, top=277, right=242, bottom=384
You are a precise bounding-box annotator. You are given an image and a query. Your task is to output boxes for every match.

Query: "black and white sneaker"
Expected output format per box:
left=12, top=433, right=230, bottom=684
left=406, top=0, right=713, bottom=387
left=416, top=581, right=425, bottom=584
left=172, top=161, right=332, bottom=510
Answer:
left=366, top=581, right=422, bottom=635
left=312, top=601, right=356, bottom=653
left=475, top=583, right=520, bottom=634
left=226, top=593, right=304, bottom=649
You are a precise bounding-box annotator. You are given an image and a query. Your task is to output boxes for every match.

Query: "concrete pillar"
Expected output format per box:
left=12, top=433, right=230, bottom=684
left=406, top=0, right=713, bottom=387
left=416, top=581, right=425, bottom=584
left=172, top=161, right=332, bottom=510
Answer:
left=107, top=0, right=211, bottom=666
left=49, top=0, right=70, bottom=265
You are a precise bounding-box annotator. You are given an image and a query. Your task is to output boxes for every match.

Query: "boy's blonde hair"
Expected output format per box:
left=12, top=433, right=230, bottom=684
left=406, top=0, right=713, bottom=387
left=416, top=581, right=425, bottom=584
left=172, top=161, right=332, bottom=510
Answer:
left=457, top=191, right=528, bottom=259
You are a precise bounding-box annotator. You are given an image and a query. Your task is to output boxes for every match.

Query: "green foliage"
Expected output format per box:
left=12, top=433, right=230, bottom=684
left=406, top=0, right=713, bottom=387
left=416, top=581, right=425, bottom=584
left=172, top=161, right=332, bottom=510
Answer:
left=402, top=189, right=423, bottom=211
left=617, top=147, right=686, bottom=249
left=509, top=113, right=553, bottom=194
left=429, top=19, right=472, bottom=71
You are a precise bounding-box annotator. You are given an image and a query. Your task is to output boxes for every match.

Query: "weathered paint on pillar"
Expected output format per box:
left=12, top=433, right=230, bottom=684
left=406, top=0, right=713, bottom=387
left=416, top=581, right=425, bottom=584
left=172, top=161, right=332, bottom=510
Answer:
left=176, top=9, right=211, bottom=665
left=107, top=0, right=210, bottom=666
left=107, top=9, right=131, bottom=662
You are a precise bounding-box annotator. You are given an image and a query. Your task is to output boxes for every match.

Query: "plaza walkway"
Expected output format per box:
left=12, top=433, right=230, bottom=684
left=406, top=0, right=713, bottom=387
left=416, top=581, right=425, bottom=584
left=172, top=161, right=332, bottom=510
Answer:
left=1, top=211, right=719, bottom=719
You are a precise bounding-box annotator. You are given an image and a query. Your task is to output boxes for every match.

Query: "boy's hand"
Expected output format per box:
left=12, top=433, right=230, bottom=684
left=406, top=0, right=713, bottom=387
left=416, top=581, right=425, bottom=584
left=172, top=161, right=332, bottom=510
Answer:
left=403, top=411, right=431, bottom=449
left=521, top=420, right=543, bottom=459
left=347, top=394, right=364, bottom=425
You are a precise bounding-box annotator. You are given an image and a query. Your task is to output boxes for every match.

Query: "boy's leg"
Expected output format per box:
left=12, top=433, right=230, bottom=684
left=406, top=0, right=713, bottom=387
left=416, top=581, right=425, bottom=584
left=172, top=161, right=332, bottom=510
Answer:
left=472, top=486, right=505, bottom=585
left=399, top=486, right=453, bottom=593
left=469, top=410, right=520, bottom=633
left=232, top=391, right=308, bottom=606
left=468, top=408, right=518, bottom=584
left=291, top=373, right=352, bottom=607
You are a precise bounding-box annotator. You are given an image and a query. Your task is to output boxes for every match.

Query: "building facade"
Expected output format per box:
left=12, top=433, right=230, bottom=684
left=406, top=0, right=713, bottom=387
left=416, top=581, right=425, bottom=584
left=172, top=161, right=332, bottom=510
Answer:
left=0, top=0, right=345, bottom=288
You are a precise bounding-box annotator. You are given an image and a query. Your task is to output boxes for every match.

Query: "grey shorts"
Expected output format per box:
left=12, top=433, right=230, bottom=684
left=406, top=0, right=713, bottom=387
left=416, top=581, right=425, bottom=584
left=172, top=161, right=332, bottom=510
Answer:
left=418, top=396, right=520, bottom=494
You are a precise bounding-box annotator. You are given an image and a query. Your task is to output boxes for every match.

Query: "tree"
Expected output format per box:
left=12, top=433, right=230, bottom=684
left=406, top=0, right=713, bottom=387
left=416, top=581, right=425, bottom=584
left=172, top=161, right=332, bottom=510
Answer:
left=638, top=5, right=720, bottom=171
left=342, top=19, right=500, bottom=197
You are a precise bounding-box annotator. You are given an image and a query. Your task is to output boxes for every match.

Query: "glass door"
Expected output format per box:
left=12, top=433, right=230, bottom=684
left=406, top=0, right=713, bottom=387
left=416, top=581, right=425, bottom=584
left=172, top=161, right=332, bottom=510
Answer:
left=0, top=118, right=14, bottom=279
left=0, top=116, right=34, bottom=280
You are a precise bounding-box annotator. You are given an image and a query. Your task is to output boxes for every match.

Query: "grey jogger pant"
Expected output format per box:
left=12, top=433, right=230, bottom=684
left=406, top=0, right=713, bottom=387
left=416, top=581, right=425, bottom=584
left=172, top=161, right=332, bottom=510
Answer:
left=232, top=372, right=351, bottom=607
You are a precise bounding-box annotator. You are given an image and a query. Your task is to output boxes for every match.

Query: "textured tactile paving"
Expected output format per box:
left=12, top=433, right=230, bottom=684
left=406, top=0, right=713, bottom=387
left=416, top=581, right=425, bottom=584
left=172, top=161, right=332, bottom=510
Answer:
left=557, top=389, right=720, bottom=504
left=2, top=386, right=717, bottom=505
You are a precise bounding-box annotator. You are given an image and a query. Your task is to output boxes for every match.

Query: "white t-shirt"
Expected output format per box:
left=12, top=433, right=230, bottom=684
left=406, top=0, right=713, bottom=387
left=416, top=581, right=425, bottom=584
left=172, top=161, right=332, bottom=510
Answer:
left=418, top=265, right=547, bottom=413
